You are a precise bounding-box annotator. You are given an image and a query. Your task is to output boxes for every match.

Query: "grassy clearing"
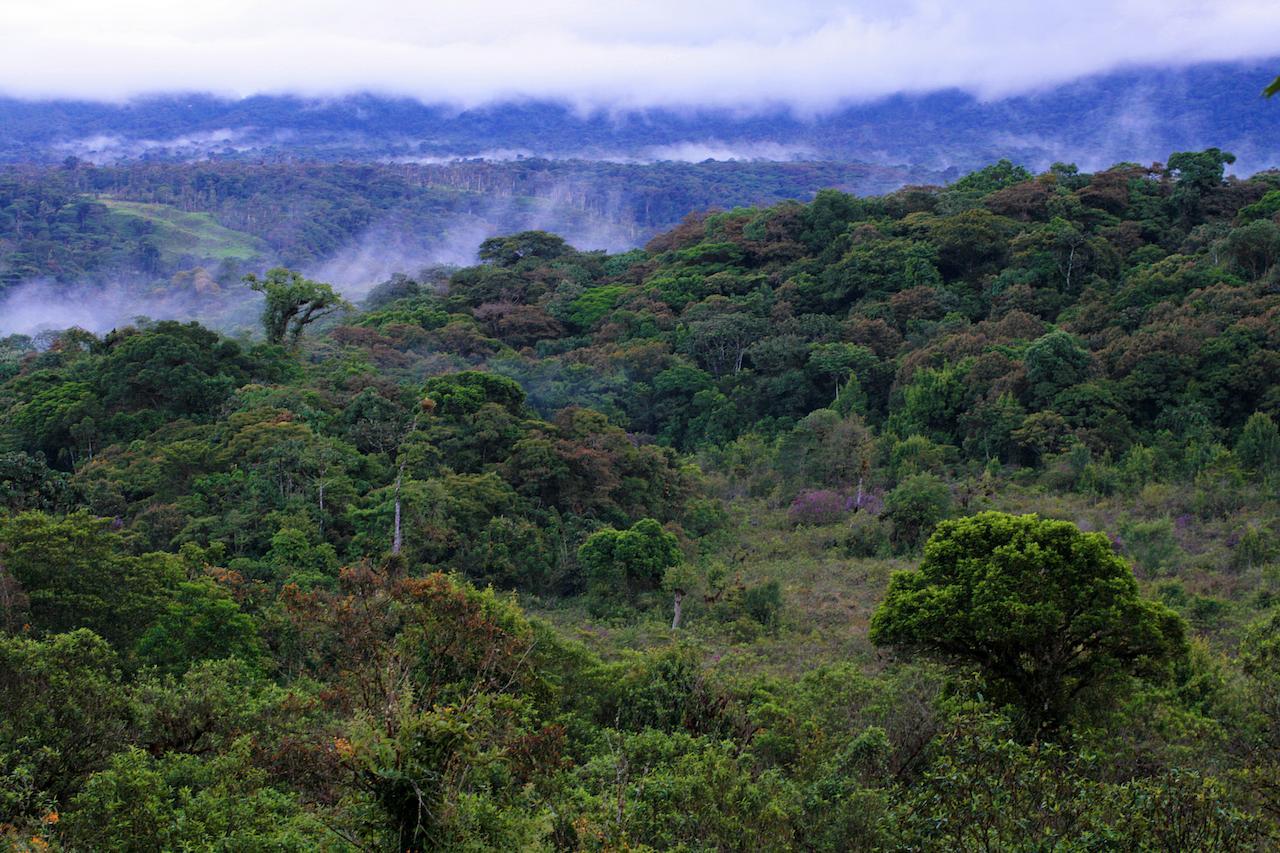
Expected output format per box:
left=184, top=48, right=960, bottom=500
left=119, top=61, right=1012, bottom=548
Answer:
left=99, top=199, right=267, bottom=262
left=529, top=479, right=1278, bottom=686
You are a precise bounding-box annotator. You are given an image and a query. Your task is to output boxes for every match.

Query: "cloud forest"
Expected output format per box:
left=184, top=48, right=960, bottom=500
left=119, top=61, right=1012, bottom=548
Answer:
left=3, top=145, right=1280, bottom=849
left=4, top=0, right=1280, bottom=848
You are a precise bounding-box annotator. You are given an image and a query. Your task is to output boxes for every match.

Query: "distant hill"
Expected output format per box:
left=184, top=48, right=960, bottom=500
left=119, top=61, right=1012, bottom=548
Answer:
left=2, top=59, right=1279, bottom=173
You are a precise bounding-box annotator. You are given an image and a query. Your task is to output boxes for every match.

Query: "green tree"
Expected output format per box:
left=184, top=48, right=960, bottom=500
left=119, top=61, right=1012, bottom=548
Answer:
left=135, top=580, right=264, bottom=675
left=1236, top=411, right=1280, bottom=482
left=0, top=630, right=130, bottom=818
left=1166, top=148, right=1235, bottom=220
left=881, top=472, right=951, bottom=553
left=243, top=267, right=349, bottom=345
left=477, top=230, right=571, bottom=267
left=64, top=742, right=328, bottom=850
left=579, top=518, right=682, bottom=604
left=1024, top=329, right=1091, bottom=408
left=0, top=512, right=179, bottom=649
left=870, top=512, right=1188, bottom=735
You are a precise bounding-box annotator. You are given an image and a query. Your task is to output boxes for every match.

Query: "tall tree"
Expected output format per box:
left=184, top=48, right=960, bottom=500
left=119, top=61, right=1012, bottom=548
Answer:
left=243, top=268, right=349, bottom=346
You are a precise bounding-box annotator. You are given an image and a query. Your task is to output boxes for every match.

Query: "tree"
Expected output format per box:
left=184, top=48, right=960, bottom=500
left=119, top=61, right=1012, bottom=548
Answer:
left=0, top=512, right=179, bottom=649
left=0, top=451, right=73, bottom=512
left=1236, top=411, right=1280, bottom=482
left=882, top=472, right=952, bottom=553
left=477, top=230, right=571, bottom=267
left=1223, top=219, right=1280, bottom=280
left=1024, top=329, right=1091, bottom=407
left=1166, top=148, right=1235, bottom=220
left=135, top=580, right=264, bottom=675
left=0, top=630, right=131, bottom=818
left=578, top=518, right=682, bottom=605
left=243, top=268, right=349, bottom=345
left=870, top=512, right=1188, bottom=736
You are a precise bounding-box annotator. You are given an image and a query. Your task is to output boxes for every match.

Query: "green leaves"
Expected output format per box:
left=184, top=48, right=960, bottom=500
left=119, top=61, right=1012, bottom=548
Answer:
left=244, top=267, right=349, bottom=345
left=135, top=580, right=264, bottom=676
left=871, top=512, right=1189, bottom=735
left=0, top=511, right=180, bottom=649
left=579, top=517, right=682, bottom=605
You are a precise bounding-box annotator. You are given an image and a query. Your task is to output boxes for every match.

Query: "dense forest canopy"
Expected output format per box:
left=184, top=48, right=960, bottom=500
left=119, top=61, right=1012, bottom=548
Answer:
left=2, top=150, right=1280, bottom=849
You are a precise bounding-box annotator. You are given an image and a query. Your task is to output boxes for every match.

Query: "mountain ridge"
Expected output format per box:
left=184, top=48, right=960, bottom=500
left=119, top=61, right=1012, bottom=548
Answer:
left=3, top=58, right=1279, bottom=173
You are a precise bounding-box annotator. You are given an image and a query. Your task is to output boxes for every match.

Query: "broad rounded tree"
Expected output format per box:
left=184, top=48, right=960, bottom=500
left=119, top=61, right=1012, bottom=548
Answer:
left=870, top=511, right=1187, bottom=735
left=579, top=518, right=681, bottom=604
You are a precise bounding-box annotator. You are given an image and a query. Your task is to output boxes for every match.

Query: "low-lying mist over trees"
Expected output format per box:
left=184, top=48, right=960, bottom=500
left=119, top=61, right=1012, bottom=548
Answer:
left=0, top=158, right=936, bottom=335
left=5, top=59, right=1280, bottom=170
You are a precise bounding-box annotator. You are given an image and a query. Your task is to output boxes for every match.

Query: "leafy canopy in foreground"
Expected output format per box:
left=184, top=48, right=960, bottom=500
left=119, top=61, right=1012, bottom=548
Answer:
left=870, top=511, right=1188, bottom=735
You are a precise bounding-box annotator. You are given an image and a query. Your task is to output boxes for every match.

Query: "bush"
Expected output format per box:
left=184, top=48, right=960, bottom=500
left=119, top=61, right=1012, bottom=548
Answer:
left=1117, top=518, right=1181, bottom=576
left=843, top=513, right=891, bottom=558
left=787, top=489, right=849, bottom=526
left=742, top=580, right=783, bottom=632
left=883, top=474, right=952, bottom=553
left=579, top=518, right=682, bottom=605
left=1230, top=525, right=1276, bottom=573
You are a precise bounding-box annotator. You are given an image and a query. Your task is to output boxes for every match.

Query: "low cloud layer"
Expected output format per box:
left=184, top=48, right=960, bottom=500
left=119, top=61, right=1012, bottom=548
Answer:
left=3, top=1, right=1279, bottom=110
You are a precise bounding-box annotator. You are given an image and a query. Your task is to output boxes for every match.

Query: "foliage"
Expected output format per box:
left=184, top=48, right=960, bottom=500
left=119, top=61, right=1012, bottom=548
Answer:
left=244, top=267, right=350, bottom=345
left=882, top=473, right=952, bottom=553
left=579, top=518, right=683, bottom=605
left=1, top=152, right=1279, bottom=847
left=871, top=512, right=1189, bottom=734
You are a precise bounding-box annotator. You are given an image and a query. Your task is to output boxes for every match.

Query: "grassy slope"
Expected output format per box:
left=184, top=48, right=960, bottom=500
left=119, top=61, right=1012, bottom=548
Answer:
left=99, top=199, right=267, bottom=262
left=529, top=483, right=1278, bottom=685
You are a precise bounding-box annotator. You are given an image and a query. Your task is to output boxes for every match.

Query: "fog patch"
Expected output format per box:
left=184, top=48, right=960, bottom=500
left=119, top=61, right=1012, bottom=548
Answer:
left=0, top=276, right=257, bottom=337
left=634, top=140, right=815, bottom=163
left=307, top=183, right=645, bottom=297
left=53, top=128, right=256, bottom=164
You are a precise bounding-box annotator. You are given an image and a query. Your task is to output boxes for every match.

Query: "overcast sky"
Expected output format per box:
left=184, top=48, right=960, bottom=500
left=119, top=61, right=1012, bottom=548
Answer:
left=2, top=0, right=1279, bottom=109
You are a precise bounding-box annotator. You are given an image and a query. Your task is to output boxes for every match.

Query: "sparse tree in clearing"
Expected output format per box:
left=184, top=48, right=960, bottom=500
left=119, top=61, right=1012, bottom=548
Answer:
left=870, top=511, right=1188, bottom=737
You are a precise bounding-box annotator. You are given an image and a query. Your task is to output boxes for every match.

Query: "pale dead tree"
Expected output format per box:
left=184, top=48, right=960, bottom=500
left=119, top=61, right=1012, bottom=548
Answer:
left=671, top=587, right=685, bottom=630
left=391, top=396, right=436, bottom=557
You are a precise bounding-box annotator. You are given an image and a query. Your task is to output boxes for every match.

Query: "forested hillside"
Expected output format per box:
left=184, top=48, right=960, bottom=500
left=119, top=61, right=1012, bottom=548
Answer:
left=0, top=159, right=935, bottom=299
left=2, top=150, right=1279, bottom=849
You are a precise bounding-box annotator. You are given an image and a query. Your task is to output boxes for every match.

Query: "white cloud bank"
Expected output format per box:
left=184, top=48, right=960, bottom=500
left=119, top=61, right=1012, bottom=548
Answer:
left=1, top=0, right=1278, bottom=110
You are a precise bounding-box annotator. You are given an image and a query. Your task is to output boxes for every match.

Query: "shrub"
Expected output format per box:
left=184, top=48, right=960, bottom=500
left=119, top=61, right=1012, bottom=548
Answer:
left=1117, top=518, right=1181, bottom=576
left=742, top=580, right=783, bottom=632
left=787, top=489, right=849, bottom=526
left=843, top=513, right=891, bottom=558
left=883, top=474, right=952, bottom=553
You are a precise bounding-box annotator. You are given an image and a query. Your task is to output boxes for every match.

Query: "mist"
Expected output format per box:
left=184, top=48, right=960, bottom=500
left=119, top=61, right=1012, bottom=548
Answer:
left=0, top=277, right=262, bottom=338
left=305, top=180, right=649, bottom=298
left=0, top=179, right=655, bottom=335
left=3, top=1, right=1278, bottom=111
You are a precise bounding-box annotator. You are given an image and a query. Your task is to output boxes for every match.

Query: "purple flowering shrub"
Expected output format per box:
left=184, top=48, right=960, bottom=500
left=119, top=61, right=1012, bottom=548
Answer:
left=788, top=489, right=849, bottom=526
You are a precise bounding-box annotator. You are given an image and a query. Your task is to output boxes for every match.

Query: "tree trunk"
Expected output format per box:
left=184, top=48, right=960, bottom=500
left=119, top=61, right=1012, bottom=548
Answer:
left=671, top=589, right=684, bottom=630
left=392, top=471, right=403, bottom=556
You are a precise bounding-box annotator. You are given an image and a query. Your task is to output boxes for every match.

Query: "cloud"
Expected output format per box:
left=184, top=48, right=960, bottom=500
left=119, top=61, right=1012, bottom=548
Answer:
left=0, top=278, right=247, bottom=337
left=51, top=129, right=254, bottom=164
left=2, top=1, right=1278, bottom=110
